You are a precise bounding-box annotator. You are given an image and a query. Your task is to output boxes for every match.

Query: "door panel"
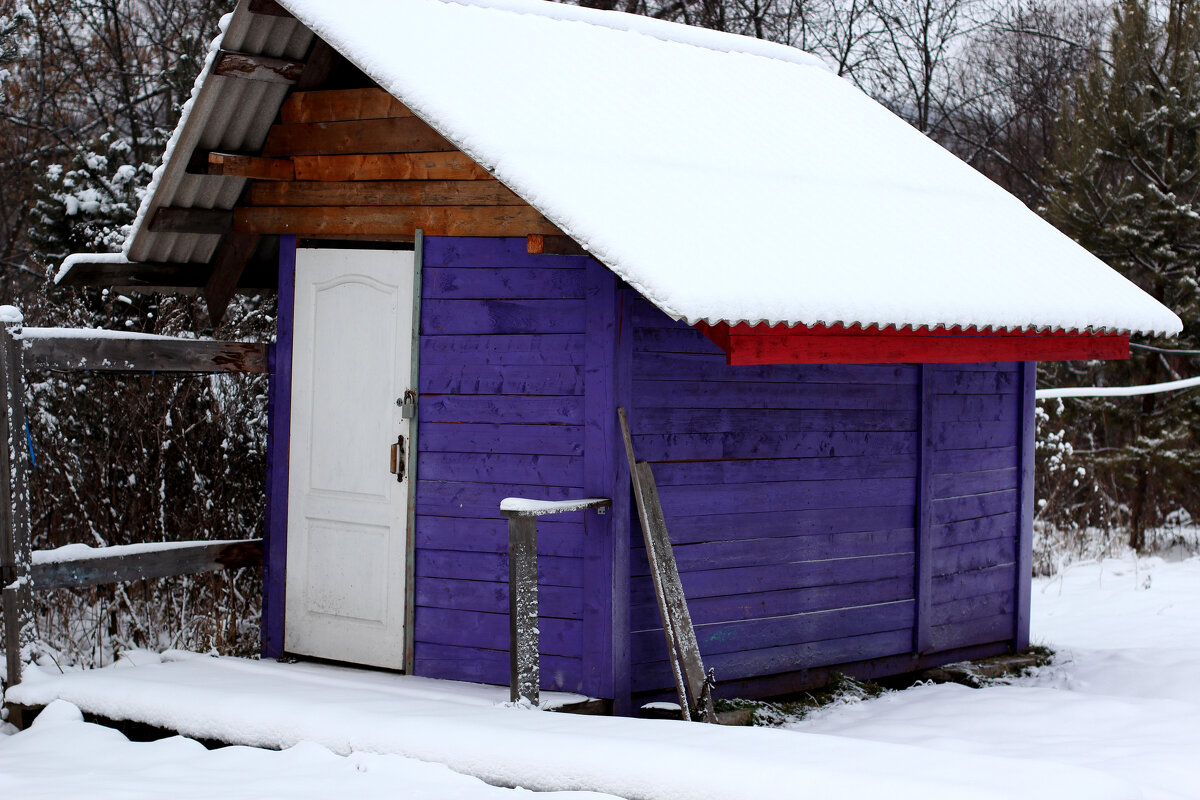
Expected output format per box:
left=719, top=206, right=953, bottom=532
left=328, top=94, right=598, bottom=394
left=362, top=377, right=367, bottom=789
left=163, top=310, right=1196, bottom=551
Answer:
left=285, top=247, right=414, bottom=669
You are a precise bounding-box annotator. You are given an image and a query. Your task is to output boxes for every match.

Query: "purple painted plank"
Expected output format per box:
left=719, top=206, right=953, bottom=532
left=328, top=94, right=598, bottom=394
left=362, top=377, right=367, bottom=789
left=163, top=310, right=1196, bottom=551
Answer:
left=633, top=327, right=726, bottom=354
left=651, top=454, right=917, bottom=486
left=632, top=601, right=914, bottom=662
left=414, top=642, right=583, bottom=691
left=417, top=549, right=583, bottom=587
left=630, top=552, right=915, bottom=604
left=928, top=612, right=1014, bottom=652
left=932, top=563, right=1015, bottom=601
left=418, top=452, right=585, bottom=487
left=654, top=477, right=917, bottom=518
left=931, top=537, right=1017, bottom=575
left=425, top=266, right=585, bottom=299
left=633, top=408, right=918, bottom=435
left=930, top=590, right=1014, bottom=626
left=914, top=364, right=936, bottom=653
left=931, top=513, right=1018, bottom=548
left=631, top=576, right=915, bottom=629
left=932, top=467, right=1020, bottom=498
left=415, top=606, right=582, bottom=656
left=935, top=419, right=1018, bottom=450
left=931, top=490, right=1018, bottom=525
left=703, top=641, right=1010, bottom=701
left=632, top=430, right=918, bottom=462
left=422, top=236, right=588, bottom=269
left=417, top=481, right=586, bottom=520
left=418, top=422, right=584, bottom=455
left=421, top=299, right=586, bottom=335
left=940, top=361, right=1020, bottom=373
left=420, top=334, right=586, bottom=366
left=634, top=380, right=919, bottom=411
left=1015, top=360, right=1036, bottom=650
left=660, top=505, right=916, bottom=544
left=934, top=392, right=1020, bottom=422
left=582, top=261, right=631, bottom=707
left=933, top=446, right=1019, bottom=474
left=632, top=353, right=921, bottom=384
left=420, top=364, right=584, bottom=395
left=632, top=629, right=914, bottom=691
left=421, top=394, right=584, bottom=425
left=261, top=234, right=296, bottom=659
left=415, top=516, right=585, bottom=557
left=932, top=369, right=1019, bottom=395
left=416, top=577, right=583, bottom=619
left=630, top=529, right=914, bottom=575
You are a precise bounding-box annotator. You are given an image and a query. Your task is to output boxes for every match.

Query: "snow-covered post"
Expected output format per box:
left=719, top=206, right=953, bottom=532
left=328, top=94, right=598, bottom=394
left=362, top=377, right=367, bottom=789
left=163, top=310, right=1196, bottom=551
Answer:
left=500, top=497, right=612, bottom=706
left=0, top=305, right=33, bottom=690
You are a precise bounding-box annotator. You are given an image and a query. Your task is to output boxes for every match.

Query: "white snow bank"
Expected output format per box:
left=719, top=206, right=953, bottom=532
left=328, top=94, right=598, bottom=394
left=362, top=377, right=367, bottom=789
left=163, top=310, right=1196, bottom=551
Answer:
left=0, top=305, right=22, bottom=325
left=281, top=0, right=1178, bottom=336
left=5, top=655, right=1131, bottom=800
left=0, top=700, right=613, bottom=799
left=792, top=556, right=1200, bottom=800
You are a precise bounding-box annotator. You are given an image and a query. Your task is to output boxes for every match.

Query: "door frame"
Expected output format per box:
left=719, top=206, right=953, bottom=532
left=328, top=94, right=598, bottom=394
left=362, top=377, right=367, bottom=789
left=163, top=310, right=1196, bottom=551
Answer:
left=262, top=233, right=423, bottom=672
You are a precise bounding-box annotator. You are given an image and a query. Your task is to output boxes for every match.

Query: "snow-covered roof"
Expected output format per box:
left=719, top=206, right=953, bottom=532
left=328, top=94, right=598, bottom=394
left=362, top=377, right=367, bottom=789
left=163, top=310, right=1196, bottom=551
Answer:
left=80, top=0, right=1181, bottom=336
left=277, top=0, right=1179, bottom=336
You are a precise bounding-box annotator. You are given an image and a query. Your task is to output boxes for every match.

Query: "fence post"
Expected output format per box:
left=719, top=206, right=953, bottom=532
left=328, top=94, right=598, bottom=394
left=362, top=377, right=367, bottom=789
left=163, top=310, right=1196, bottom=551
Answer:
left=1, top=308, right=33, bottom=690
left=506, top=514, right=540, bottom=705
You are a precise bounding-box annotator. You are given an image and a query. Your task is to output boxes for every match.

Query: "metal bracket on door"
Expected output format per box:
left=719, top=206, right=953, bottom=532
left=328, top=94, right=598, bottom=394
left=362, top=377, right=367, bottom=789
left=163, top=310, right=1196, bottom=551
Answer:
left=390, top=435, right=406, bottom=482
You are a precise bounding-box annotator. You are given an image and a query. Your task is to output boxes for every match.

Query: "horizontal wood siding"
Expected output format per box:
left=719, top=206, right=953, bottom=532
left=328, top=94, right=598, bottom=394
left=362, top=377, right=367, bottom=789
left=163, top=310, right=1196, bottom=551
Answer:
left=926, top=363, right=1022, bottom=653
left=628, top=302, right=920, bottom=693
left=412, top=236, right=592, bottom=692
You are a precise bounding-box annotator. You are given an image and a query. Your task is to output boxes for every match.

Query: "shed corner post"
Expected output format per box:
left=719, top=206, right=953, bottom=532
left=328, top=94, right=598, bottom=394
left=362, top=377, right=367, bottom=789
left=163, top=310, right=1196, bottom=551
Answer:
left=1, top=310, right=33, bottom=690
left=913, top=363, right=936, bottom=655
left=582, top=260, right=633, bottom=714
left=1014, top=360, right=1037, bottom=651
left=262, top=233, right=297, bottom=659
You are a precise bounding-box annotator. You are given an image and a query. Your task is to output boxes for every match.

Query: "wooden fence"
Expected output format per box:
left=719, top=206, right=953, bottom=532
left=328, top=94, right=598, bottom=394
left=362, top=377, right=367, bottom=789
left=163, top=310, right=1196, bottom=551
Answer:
left=0, top=313, right=268, bottom=690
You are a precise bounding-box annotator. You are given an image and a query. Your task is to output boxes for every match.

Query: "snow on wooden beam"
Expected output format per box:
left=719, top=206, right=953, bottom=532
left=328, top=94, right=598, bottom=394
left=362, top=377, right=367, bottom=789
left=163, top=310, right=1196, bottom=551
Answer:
left=22, top=334, right=269, bottom=374
left=694, top=322, right=1129, bottom=364
left=211, top=50, right=305, bottom=85
left=30, top=539, right=263, bottom=590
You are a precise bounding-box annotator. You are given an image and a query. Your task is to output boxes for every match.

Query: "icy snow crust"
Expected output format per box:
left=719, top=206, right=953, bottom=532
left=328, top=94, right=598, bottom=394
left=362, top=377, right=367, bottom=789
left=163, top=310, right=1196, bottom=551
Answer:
left=277, top=0, right=1178, bottom=336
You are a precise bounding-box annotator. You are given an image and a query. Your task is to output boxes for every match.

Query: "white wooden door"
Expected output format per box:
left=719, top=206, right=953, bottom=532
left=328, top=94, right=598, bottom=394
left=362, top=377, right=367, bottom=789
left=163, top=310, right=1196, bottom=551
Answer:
left=285, top=247, right=414, bottom=669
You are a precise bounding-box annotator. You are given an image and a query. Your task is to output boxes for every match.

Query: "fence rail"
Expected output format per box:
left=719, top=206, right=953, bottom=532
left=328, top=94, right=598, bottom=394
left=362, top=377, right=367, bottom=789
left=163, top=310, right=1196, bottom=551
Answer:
left=1, top=310, right=268, bottom=691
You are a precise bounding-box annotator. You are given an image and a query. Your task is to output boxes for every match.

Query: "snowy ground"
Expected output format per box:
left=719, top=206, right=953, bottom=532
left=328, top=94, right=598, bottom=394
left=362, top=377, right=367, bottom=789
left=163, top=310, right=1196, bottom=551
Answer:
left=2, top=554, right=1197, bottom=799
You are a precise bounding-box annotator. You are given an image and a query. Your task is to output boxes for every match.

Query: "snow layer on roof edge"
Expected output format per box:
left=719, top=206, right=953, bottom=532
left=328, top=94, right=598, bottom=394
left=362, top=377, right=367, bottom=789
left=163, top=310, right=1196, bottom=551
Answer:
left=437, top=0, right=829, bottom=71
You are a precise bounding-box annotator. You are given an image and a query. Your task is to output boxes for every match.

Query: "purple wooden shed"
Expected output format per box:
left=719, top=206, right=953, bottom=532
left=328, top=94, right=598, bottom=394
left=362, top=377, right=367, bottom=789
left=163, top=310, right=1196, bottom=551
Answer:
left=58, top=0, right=1180, bottom=712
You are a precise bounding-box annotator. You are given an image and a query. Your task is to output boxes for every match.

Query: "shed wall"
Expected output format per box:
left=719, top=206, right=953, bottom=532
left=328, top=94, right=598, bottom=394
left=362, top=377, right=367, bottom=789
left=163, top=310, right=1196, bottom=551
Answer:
left=628, top=301, right=1024, bottom=694
left=412, top=236, right=593, bottom=691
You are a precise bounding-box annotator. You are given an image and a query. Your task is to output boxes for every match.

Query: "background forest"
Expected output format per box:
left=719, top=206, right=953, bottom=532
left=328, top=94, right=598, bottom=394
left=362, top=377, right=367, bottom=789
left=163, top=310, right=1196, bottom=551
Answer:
left=0, top=0, right=1197, bottom=667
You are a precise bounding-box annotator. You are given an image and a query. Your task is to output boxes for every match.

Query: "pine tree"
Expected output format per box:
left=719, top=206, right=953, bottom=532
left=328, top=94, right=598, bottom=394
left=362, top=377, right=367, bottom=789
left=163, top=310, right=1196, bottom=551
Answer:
left=1040, top=0, right=1200, bottom=550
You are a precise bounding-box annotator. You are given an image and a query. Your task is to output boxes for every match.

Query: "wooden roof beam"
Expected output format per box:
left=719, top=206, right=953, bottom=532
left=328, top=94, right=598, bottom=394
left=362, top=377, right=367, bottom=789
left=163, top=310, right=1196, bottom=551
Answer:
left=149, top=207, right=233, bottom=236
left=204, top=233, right=262, bottom=328
left=232, top=205, right=564, bottom=238
left=212, top=50, right=305, bottom=85
left=187, top=151, right=295, bottom=180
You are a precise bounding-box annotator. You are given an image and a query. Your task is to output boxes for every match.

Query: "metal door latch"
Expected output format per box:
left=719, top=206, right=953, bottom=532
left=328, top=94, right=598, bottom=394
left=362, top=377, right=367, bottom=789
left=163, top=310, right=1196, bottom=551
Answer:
left=390, top=435, right=406, bottom=482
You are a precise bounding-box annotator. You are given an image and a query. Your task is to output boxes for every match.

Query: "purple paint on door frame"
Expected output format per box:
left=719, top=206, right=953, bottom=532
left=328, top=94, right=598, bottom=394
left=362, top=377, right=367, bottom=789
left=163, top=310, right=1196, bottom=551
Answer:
left=262, top=234, right=297, bottom=658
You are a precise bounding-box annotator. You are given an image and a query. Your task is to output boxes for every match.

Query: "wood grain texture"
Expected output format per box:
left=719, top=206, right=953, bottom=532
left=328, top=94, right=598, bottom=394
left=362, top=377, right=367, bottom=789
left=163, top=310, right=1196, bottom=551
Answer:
left=233, top=205, right=561, bottom=238
left=293, top=152, right=491, bottom=181
left=247, top=180, right=523, bottom=207
left=31, top=539, right=262, bottom=590
left=262, top=117, right=454, bottom=156
left=280, top=88, right=415, bottom=123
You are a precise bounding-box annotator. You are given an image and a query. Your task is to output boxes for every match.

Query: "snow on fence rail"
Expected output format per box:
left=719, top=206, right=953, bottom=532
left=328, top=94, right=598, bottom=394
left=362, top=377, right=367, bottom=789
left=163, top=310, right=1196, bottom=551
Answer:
left=1, top=307, right=267, bottom=696
left=1037, top=375, right=1200, bottom=399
